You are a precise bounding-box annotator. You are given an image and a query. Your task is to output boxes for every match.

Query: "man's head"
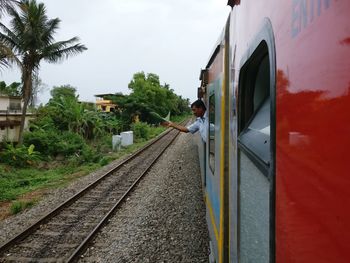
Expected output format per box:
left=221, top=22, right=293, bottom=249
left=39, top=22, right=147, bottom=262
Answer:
left=191, top=99, right=206, bottom=118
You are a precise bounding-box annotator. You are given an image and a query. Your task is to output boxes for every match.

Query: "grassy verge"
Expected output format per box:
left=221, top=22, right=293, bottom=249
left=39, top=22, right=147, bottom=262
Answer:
left=0, top=119, right=193, bottom=217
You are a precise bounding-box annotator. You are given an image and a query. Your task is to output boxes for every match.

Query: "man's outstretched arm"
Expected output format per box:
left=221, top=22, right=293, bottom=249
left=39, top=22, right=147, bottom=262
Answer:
left=162, top=121, right=189, bottom=133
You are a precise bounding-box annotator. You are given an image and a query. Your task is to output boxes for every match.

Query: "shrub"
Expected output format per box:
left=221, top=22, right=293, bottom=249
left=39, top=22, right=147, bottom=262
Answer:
left=96, top=134, right=114, bottom=152
left=24, top=130, right=86, bottom=157
left=68, top=144, right=101, bottom=165
left=23, top=129, right=58, bottom=156
left=55, top=132, right=86, bottom=157
left=99, top=156, right=110, bottom=166
left=0, top=144, right=41, bottom=167
left=80, top=145, right=101, bottom=163
left=131, top=121, right=150, bottom=141
left=10, top=200, right=35, bottom=215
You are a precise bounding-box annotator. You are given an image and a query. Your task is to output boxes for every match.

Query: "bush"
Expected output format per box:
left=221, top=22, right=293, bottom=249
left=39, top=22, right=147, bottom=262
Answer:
left=80, top=145, right=101, bottom=163
left=99, top=156, right=110, bottom=166
left=97, top=134, right=114, bottom=152
left=68, top=144, right=102, bottom=165
left=23, top=129, right=58, bottom=156
left=0, top=144, right=41, bottom=167
left=24, top=130, right=87, bottom=157
left=55, top=132, right=86, bottom=157
left=131, top=121, right=151, bottom=141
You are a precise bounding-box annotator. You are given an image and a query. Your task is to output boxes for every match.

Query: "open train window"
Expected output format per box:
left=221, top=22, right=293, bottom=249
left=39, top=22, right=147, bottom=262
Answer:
left=238, top=42, right=270, bottom=173
left=208, top=94, right=215, bottom=173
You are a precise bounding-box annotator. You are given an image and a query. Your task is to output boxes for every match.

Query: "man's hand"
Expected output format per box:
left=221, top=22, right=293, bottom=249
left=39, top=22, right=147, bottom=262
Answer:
left=161, top=121, right=172, bottom=128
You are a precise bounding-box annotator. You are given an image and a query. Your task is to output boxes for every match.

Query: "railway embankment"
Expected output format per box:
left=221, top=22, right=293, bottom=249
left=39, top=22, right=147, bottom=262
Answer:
left=0, top=130, right=209, bottom=262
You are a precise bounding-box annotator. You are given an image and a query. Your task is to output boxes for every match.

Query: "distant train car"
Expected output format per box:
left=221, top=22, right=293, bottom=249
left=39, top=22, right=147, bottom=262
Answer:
left=197, top=1, right=350, bottom=262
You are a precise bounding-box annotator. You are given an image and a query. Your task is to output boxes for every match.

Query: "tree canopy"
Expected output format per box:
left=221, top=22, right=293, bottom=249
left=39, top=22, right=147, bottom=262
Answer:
left=108, top=72, right=190, bottom=124
left=0, top=0, right=87, bottom=144
left=0, top=80, right=21, bottom=96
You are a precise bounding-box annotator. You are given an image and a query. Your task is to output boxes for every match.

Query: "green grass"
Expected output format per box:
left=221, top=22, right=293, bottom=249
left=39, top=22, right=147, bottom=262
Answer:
left=0, top=165, right=95, bottom=201
left=10, top=200, right=35, bottom=215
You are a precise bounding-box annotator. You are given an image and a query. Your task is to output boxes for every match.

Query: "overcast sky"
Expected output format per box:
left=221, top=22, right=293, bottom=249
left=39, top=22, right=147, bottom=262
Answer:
left=1, top=0, right=230, bottom=104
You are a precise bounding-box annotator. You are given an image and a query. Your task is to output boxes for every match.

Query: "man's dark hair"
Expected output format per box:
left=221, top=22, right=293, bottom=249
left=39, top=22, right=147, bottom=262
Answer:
left=191, top=99, right=206, bottom=111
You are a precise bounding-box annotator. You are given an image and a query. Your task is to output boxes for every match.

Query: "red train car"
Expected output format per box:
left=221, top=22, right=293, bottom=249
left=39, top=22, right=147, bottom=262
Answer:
left=197, top=0, right=350, bottom=262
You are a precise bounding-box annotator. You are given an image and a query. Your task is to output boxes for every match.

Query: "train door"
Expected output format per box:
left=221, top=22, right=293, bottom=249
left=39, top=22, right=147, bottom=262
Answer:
left=236, top=19, right=276, bottom=263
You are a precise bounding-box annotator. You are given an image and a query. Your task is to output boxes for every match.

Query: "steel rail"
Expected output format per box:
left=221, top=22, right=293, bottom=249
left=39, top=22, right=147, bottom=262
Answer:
left=66, top=127, right=182, bottom=262
left=0, top=120, right=187, bottom=256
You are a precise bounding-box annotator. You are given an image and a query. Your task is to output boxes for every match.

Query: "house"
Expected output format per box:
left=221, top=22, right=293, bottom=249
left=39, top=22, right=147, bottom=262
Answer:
left=0, top=95, right=33, bottom=142
left=94, top=93, right=116, bottom=112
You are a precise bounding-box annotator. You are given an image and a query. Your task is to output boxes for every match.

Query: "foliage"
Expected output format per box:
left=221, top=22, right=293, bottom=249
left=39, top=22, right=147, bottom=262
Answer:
left=23, top=129, right=58, bottom=156
left=149, top=111, right=169, bottom=123
left=99, top=156, right=110, bottom=166
left=0, top=143, right=41, bottom=167
left=99, top=112, right=123, bottom=135
left=36, top=85, right=111, bottom=140
left=24, top=84, right=124, bottom=158
left=68, top=144, right=102, bottom=165
left=23, top=129, right=88, bottom=158
left=10, top=200, right=35, bottom=215
left=0, top=1, right=19, bottom=69
left=0, top=116, right=173, bottom=212
left=0, top=0, right=17, bottom=17
left=107, top=72, right=190, bottom=126
left=0, top=80, right=21, bottom=96
left=54, top=132, right=87, bottom=157
left=0, top=0, right=87, bottom=144
left=49, top=85, right=77, bottom=103
left=131, top=121, right=151, bottom=141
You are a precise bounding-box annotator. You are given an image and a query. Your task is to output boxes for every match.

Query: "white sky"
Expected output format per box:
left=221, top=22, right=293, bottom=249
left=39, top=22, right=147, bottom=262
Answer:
left=0, top=0, right=230, bottom=104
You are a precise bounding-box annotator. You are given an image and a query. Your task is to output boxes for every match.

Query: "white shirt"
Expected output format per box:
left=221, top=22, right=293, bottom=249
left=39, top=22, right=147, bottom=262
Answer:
left=186, top=112, right=208, bottom=142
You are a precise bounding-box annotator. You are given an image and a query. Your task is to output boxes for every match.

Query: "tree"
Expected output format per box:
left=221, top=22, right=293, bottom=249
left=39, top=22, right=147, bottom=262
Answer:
left=0, top=1, right=20, bottom=69
left=0, top=0, right=87, bottom=144
left=0, top=0, right=18, bottom=14
left=111, top=72, right=190, bottom=125
left=0, top=80, right=21, bottom=96
left=44, top=85, right=106, bottom=140
left=49, top=85, right=77, bottom=103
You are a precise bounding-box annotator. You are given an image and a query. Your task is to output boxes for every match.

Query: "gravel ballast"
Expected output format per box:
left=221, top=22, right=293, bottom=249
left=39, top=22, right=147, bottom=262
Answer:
left=0, top=131, right=209, bottom=262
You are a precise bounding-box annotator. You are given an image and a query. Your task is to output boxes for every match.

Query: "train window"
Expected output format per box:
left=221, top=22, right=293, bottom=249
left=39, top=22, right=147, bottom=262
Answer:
left=238, top=43, right=270, bottom=171
left=208, top=94, right=215, bottom=172
left=237, top=39, right=274, bottom=263
left=254, top=56, right=270, bottom=112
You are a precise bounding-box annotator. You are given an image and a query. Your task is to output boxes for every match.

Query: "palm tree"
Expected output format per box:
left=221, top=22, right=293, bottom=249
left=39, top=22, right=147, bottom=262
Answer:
left=0, top=1, right=20, bottom=69
left=0, top=0, right=87, bottom=144
left=0, top=42, right=17, bottom=68
left=0, top=0, right=18, bottom=14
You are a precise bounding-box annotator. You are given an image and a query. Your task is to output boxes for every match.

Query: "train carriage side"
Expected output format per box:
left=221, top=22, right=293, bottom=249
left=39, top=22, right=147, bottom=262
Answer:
left=199, top=0, right=350, bottom=262
left=197, top=15, right=231, bottom=263
left=272, top=1, right=350, bottom=262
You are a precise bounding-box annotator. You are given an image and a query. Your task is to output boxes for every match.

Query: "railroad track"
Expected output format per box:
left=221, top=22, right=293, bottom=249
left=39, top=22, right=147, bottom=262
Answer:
left=0, top=121, right=187, bottom=262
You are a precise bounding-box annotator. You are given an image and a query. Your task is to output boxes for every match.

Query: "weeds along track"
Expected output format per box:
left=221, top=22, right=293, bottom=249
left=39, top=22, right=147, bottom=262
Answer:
left=0, top=121, right=187, bottom=262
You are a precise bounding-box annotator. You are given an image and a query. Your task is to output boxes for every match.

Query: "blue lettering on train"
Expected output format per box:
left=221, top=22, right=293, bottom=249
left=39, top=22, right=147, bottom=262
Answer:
left=292, top=0, right=331, bottom=38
